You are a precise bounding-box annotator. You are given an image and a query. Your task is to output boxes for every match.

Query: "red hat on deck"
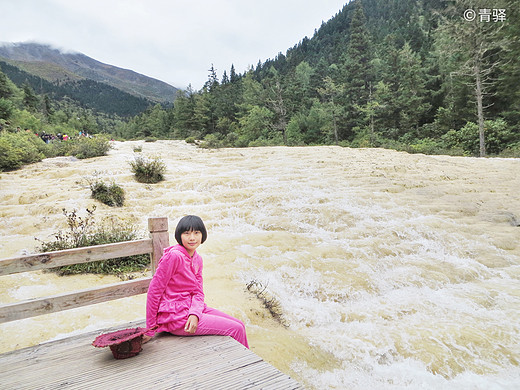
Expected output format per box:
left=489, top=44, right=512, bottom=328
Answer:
left=92, top=327, right=152, bottom=359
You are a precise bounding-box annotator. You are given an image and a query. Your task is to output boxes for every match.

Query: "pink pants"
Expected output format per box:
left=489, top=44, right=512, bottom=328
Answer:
left=164, top=306, right=249, bottom=349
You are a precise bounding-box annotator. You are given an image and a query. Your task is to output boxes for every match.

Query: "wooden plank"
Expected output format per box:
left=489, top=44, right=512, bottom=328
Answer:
left=148, top=217, right=169, bottom=272
left=0, top=321, right=303, bottom=389
left=0, top=278, right=152, bottom=323
left=0, top=239, right=153, bottom=276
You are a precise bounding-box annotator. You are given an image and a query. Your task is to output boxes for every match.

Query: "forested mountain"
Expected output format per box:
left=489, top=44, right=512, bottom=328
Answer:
left=119, top=0, right=518, bottom=157
left=0, top=43, right=179, bottom=137
left=0, top=43, right=178, bottom=104
left=0, top=60, right=147, bottom=137
left=0, top=60, right=152, bottom=117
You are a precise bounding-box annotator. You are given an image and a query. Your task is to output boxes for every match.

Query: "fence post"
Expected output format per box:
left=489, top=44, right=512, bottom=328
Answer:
left=148, top=217, right=169, bottom=273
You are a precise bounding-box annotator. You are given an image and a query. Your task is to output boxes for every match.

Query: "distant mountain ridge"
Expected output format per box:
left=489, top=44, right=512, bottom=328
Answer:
left=0, top=42, right=178, bottom=103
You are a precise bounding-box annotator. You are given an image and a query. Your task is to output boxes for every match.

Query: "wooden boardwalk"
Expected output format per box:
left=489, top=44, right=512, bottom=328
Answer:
left=0, top=218, right=303, bottom=389
left=0, top=321, right=303, bottom=389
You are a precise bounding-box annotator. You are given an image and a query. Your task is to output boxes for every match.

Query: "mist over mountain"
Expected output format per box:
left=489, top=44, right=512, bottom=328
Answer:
left=0, top=42, right=178, bottom=104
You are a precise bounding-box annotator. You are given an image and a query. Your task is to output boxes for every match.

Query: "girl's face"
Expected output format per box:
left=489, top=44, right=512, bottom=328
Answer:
left=181, top=229, right=202, bottom=256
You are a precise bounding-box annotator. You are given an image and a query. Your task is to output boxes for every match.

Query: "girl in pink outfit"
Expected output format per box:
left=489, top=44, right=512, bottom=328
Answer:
left=143, top=215, right=249, bottom=348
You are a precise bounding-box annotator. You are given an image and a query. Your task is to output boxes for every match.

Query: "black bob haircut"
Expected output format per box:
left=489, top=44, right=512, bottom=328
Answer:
left=175, top=215, right=207, bottom=245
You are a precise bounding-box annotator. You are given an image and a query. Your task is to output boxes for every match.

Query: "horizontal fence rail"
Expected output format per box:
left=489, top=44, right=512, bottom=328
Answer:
left=0, top=278, right=152, bottom=323
left=0, top=217, right=169, bottom=324
left=0, top=239, right=153, bottom=276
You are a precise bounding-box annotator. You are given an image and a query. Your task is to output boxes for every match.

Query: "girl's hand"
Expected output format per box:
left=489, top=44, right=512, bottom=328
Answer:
left=184, top=315, right=199, bottom=334
left=142, top=334, right=153, bottom=344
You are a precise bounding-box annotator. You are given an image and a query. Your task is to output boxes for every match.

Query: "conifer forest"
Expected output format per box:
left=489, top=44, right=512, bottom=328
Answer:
left=1, top=0, right=519, bottom=157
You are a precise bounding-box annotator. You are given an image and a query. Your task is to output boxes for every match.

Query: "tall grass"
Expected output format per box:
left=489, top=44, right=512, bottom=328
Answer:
left=37, top=207, right=149, bottom=275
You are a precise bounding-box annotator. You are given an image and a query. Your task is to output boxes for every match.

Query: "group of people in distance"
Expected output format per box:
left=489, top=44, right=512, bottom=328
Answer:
left=0, top=124, right=91, bottom=144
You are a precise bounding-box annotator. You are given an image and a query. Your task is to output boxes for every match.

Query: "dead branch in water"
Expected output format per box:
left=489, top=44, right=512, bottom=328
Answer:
left=246, top=280, right=288, bottom=327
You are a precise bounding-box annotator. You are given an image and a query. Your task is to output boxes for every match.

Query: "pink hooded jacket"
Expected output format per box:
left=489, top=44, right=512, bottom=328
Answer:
left=145, top=244, right=206, bottom=336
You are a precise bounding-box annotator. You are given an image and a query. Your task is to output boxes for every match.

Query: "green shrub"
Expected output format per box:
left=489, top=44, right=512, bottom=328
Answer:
left=129, top=155, right=166, bottom=183
left=498, top=144, right=520, bottom=158
left=45, top=138, right=70, bottom=158
left=0, top=98, right=14, bottom=120
left=200, top=133, right=225, bottom=149
left=133, top=145, right=143, bottom=152
left=67, top=135, right=112, bottom=159
left=441, top=119, right=516, bottom=156
left=248, top=136, right=282, bottom=147
left=484, top=119, right=518, bottom=155
left=406, top=138, right=465, bottom=156
left=90, top=180, right=125, bottom=207
left=0, top=137, right=23, bottom=170
left=37, top=207, right=149, bottom=275
left=348, top=128, right=373, bottom=148
left=10, top=109, right=43, bottom=133
left=407, top=138, right=441, bottom=154
left=144, top=137, right=157, bottom=142
left=0, top=131, right=46, bottom=171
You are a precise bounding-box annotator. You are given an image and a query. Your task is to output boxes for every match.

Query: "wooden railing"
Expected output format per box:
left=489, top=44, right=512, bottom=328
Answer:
left=0, top=217, right=169, bottom=324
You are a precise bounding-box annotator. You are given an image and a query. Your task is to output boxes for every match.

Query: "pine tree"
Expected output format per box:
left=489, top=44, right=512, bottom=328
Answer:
left=22, top=82, right=40, bottom=112
left=0, top=69, right=13, bottom=99
left=230, top=64, right=239, bottom=83
left=204, top=64, right=219, bottom=92
left=172, top=87, right=197, bottom=138
left=221, top=70, right=229, bottom=85
left=395, top=42, right=431, bottom=135
left=264, top=67, right=288, bottom=145
left=437, top=0, right=511, bottom=156
left=493, top=0, right=520, bottom=126
left=42, top=94, right=54, bottom=119
left=291, top=61, right=314, bottom=112
left=317, top=74, right=344, bottom=144
left=235, top=71, right=270, bottom=145
left=340, top=0, right=374, bottom=140
left=193, top=90, right=213, bottom=137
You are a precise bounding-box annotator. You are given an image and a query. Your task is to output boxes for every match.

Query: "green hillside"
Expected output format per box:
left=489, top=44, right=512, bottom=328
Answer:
left=0, top=60, right=152, bottom=117
left=0, top=43, right=178, bottom=103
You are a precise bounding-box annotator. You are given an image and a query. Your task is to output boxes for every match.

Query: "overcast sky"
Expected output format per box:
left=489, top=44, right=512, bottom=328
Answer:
left=1, top=0, right=348, bottom=90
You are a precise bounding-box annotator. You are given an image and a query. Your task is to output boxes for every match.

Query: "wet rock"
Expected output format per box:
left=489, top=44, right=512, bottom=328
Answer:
left=508, top=213, right=520, bottom=227
left=498, top=212, right=520, bottom=226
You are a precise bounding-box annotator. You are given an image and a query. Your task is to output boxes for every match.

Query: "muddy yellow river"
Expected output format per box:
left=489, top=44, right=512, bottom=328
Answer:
left=1, top=141, right=519, bottom=389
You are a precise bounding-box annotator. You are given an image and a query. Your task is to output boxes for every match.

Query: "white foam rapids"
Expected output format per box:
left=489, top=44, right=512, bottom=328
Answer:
left=1, top=141, right=519, bottom=389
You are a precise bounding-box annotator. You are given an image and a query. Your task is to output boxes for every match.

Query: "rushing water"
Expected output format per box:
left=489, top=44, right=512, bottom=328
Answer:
left=1, top=141, right=519, bottom=389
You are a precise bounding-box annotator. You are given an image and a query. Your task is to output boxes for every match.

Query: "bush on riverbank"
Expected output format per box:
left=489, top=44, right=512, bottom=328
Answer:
left=0, top=131, right=46, bottom=170
left=0, top=131, right=112, bottom=171
left=65, top=135, right=112, bottom=159
left=90, top=180, right=125, bottom=207
left=37, top=207, right=149, bottom=275
left=129, top=155, right=166, bottom=183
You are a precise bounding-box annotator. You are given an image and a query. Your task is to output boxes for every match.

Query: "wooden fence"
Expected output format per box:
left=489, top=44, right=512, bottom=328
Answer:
left=0, top=217, right=169, bottom=324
